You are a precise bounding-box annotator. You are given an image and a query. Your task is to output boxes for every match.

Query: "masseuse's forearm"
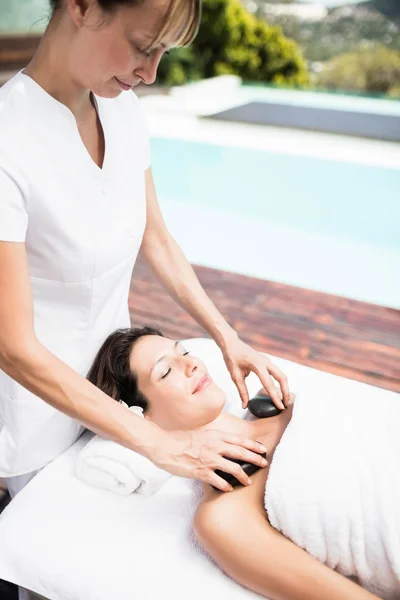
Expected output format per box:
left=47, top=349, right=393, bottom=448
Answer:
left=0, top=341, right=162, bottom=457
left=142, top=233, right=237, bottom=350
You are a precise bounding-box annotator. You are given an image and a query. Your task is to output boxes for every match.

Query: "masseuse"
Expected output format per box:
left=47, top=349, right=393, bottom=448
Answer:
left=0, top=0, right=289, bottom=498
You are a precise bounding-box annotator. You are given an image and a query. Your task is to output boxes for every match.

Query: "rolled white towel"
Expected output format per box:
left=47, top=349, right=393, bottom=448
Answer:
left=76, top=404, right=172, bottom=496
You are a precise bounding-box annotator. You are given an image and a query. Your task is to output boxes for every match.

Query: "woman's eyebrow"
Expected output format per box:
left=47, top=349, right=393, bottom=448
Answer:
left=138, top=34, right=169, bottom=50
left=149, top=341, right=180, bottom=376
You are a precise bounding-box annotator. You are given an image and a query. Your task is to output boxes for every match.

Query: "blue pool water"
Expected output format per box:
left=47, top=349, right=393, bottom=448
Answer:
left=151, top=137, right=400, bottom=252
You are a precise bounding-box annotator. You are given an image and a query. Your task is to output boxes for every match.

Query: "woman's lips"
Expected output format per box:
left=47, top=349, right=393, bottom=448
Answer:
left=115, top=77, right=134, bottom=91
left=193, top=375, right=212, bottom=394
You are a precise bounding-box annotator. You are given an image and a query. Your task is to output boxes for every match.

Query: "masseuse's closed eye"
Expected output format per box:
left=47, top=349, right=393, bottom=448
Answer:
left=135, top=44, right=171, bottom=59
left=160, top=351, right=190, bottom=379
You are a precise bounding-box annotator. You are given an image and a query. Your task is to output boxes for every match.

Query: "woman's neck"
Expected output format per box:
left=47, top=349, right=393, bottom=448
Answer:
left=23, top=18, right=93, bottom=122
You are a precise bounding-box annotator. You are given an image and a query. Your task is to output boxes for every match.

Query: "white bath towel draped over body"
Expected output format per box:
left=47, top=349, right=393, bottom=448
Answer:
left=265, top=377, right=400, bottom=600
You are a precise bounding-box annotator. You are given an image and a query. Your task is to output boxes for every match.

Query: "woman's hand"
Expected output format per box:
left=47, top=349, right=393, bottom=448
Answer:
left=221, top=337, right=290, bottom=410
left=151, top=428, right=268, bottom=492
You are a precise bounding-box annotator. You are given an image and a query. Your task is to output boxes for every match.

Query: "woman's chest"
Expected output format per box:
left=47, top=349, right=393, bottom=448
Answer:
left=77, top=111, right=105, bottom=171
left=22, top=137, right=146, bottom=283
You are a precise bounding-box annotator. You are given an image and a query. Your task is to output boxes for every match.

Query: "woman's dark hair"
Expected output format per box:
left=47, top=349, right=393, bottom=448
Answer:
left=49, top=0, right=201, bottom=49
left=87, top=325, right=163, bottom=410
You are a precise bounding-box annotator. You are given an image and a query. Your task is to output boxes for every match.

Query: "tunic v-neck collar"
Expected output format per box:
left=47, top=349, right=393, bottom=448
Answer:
left=18, top=70, right=108, bottom=173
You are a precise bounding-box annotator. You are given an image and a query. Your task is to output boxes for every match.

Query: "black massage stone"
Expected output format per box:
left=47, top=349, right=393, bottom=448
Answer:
left=211, top=395, right=281, bottom=491
left=212, top=447, right=267, bottom=491
left=247, top=394, right=283, bottom=418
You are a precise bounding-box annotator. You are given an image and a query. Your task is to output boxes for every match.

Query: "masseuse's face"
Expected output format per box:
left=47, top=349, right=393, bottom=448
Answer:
left=129, top=336, right=227, bottom=430
left=67, top=0, right=176, bottom=96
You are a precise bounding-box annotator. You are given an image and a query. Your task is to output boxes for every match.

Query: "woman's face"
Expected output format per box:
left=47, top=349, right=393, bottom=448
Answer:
left=129, top=335, right=227, bottom=430
left=66, top=0, right=177, bottom=96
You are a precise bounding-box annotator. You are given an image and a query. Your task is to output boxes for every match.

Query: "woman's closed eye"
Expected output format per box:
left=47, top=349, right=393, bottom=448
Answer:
left=135, top=44, right=171, bottom=59
left=160, top=351, right=190, bottom=379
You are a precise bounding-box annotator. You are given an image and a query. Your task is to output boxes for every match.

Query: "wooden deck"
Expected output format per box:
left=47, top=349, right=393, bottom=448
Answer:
left=130, top=254, right=400, bottom=393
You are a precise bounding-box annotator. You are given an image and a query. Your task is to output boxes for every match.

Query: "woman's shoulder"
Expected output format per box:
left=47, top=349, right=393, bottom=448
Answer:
left=0, top=72, right=31, bottom=155
left=0, top=71, right=30, bottom=116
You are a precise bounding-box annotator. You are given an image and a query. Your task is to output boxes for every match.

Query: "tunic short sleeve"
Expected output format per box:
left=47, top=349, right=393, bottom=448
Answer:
left=0, top=162, right=28, bottom=242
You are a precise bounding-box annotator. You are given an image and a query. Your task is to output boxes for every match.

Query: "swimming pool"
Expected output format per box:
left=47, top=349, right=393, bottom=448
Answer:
left=150, top=134, right=400, bottom=309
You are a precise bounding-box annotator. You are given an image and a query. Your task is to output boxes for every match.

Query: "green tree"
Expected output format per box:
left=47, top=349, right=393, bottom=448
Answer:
left=317, top=45, right=400, bottom=96
left=255, top=2, right=400, bottom=64
left=157, top=0, right=308, bottom=86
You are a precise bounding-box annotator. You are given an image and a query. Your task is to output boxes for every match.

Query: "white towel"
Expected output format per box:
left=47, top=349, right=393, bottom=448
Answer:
left=76, top=404, right=171, bottom=496
left=265, top=377, right=400, bottom=600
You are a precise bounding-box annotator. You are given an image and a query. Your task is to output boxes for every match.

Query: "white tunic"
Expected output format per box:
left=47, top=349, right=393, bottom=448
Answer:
left=0, top=71, right=149, bottom=477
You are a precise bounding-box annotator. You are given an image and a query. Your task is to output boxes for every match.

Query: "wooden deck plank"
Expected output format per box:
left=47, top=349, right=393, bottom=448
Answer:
left=130, top=254, right=400, bottom=393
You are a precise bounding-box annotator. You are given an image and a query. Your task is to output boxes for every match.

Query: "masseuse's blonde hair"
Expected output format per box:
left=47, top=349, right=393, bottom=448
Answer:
left=50, top=0, right=201, bottom=49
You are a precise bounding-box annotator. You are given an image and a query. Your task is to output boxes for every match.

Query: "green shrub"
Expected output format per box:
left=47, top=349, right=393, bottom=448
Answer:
left=157, top=0, right=308, bottom=86
left=388, top=83, right=400, bottom=97
left=317, top=45, right=400, bottom=94
left=156, top=47, right=202, bottom=86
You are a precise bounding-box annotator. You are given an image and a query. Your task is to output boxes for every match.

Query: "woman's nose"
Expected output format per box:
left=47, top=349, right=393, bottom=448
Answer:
left=135, top=53, right=163, bottom=86
left=183, top=354, right=197, bottom=376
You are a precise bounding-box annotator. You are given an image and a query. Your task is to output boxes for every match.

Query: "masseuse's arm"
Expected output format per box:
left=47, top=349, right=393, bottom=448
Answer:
left=141, top=169, right=290, bottom=409
left=0, top=242, right=265, bottom=490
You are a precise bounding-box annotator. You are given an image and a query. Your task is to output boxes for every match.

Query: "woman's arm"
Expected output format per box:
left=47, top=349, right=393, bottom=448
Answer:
left=140, top=169, right=290, bottom=408
left=0, top=242, right=164, bottom=453
left=140, top=169, right=237, bottom=349
left=194, top=474, right=381, bottom=600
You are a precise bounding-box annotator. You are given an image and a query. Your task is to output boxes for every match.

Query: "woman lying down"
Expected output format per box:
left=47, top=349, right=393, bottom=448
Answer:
left=87, top=326, right=400, bottom=600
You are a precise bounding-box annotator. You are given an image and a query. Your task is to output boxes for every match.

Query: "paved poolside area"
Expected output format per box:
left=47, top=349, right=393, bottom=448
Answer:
left=129, top=254, right=400, bottom=393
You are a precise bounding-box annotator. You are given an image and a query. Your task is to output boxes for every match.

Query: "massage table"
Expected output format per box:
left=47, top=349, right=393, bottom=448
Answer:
left=0, top=338, right=394, bottom=600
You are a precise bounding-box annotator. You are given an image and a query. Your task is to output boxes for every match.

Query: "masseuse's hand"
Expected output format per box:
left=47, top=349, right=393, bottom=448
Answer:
left=222, top=337, right=290, bottom=410
left=153, top=428, right=268, bottom=492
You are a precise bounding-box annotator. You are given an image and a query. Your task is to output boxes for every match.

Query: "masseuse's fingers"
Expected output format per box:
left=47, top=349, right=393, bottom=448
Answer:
left=210, top=452, right=268, bottom=486
left=158, top=429, right=267, bottom=492
left=221, top=434, right=268, bottom=458
left=215, top=437, right=268, bottom=487
left=216, top=457, right=253, bottom=487
left=207, top=471, right=235, bottom=492
left=213, top=450, right=267, bottom=488
left=253, top=367, right=285, bottom=411
left=222, top=337, right=290, bottom=409
left=220, top=446, right=268, bottom=471
left=265, top=362, right=290, bottom=407
left=234, top=371, right=250, bottom=409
